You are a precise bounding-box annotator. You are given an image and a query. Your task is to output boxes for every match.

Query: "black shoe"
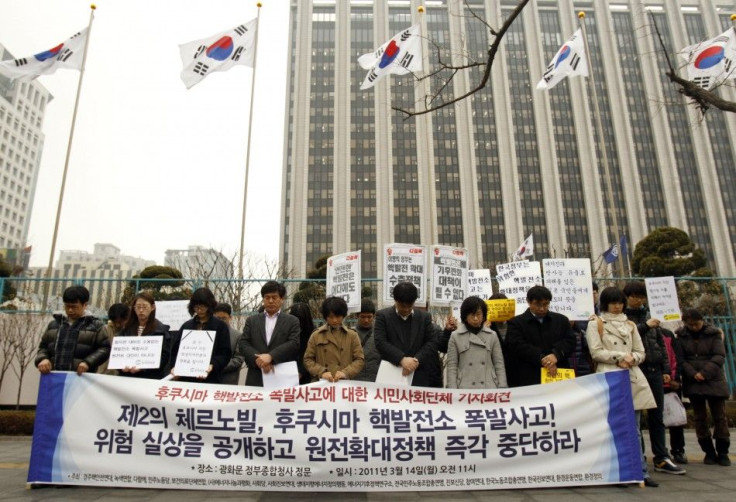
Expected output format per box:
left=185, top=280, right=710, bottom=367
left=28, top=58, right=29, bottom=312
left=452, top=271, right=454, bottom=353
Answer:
left=643, top=477, right=659, bottom=488
left=718, top=454, right=731, bottom=467
left=672, top=451, right=688, bottom=464
left=704, top=454, right=718, bottom=465
left=654, top=458, right=686, bottom=474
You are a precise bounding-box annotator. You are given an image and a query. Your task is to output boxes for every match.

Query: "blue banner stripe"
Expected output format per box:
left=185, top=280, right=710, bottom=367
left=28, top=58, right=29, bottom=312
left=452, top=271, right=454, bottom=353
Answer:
left=605, top=371, right=641, bottom=481
left=27, top=373, right=67, bottom=483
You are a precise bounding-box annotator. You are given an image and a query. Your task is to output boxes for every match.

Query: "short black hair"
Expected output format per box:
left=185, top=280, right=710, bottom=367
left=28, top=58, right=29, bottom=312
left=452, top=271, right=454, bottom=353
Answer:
left=489, top=292, right=508, bottom=300
left=599, top=287, right=627, bottom=312
left=63, top=285, right=90, bottom=304
left=214, top=302, right=232, bottom=315
left=261, top=280, right=286, bottom=298
left=592, top=281, right=599, bottom=292
left=682, top=308, right=704, bottom=322
left=460, top=296, right=487, bottom=326
left=321, top=297, right=348, bottom=318
left=526, top=285, right=552, bottom=303
left=359, top=299, right=376, bottom=315
left=623, top=281, right=647, bottom=298
left=188, top=287, right=217, bottom=315
left=392, top=282, right=419, bottom=304
left=107, top=302, right=129, bottom=321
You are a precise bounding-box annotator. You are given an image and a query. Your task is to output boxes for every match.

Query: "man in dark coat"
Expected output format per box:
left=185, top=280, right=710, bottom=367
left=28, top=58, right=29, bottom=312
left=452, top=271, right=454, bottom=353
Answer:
left=36, top=285, right=109, bottom=375
left=239, top=281, right=300, bottom=387
left=373, top=281, right=439, bottom=388
left=505, top=285, right=576, bottom=387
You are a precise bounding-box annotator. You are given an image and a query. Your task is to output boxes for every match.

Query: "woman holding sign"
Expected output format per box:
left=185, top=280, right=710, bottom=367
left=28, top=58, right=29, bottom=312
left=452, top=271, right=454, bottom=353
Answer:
left=446, top=296, right=506, bottom=389
left=117, top=292, right=171, bottom=379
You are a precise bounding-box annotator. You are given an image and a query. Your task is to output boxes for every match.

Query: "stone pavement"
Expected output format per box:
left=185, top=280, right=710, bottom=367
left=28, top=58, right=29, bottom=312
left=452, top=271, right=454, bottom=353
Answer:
left=1, top=431, right=733, bottom=501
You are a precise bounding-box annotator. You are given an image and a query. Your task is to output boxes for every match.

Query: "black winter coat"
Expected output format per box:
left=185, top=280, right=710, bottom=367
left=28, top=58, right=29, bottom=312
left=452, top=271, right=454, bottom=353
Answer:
left=35, top=314, right=109, bottom=372
left=117, top=320, right=171, bottom=379
left=624, top=306, right=670, bottom=378
left=675, top=323, right=729, bottom=398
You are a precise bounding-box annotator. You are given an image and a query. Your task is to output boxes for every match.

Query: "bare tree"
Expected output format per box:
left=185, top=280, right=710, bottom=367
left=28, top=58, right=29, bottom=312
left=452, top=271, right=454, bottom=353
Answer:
left=9, top=312, right=45, bottom=409
left=0, top=312, right=19, bottom=395
left=393, top=0, right=530, bottom=118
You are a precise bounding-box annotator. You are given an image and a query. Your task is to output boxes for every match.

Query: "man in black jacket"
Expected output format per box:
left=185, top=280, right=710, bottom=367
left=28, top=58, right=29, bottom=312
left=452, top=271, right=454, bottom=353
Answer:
left=505, top=286, right=576, bottom=387
left=374, top=282, right=439, bottom=387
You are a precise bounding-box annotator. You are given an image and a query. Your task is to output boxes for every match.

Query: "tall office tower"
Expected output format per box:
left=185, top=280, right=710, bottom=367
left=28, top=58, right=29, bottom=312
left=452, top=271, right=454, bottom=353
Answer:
left=280, top=0, right=736, bottom=280
left=0, top=43, right=52, bottom=258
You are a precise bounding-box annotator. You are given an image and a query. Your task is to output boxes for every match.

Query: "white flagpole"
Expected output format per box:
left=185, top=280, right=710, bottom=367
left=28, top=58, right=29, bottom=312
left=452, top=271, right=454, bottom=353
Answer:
left=577, top=12, right=626, bottom=278
left=42, top=4, right=96, bottom=311
left=238, top=2, right=262, bottom=283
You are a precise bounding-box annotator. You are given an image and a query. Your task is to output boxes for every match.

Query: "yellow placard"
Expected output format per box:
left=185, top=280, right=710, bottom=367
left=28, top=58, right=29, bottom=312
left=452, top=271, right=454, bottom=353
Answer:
left=541, top=367, right=576, bottom=384
left=486, top=299, right=516, bottom=323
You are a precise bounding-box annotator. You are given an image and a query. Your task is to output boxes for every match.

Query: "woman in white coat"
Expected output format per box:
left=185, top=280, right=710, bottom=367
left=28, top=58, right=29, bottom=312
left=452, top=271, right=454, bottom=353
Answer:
left=446, top=296, right=507, bottom=389
left=586, top=286, right=658, bottom=487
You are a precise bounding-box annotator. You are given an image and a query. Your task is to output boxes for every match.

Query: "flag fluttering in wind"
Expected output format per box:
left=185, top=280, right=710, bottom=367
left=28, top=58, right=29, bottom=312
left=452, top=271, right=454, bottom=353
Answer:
left=358, top=24, right=422, bottom=90
left=179, top=18, right=257, bottom=89
left=0, top=28, right=88, bottom=81
left=602, top=235, right=628, bottom=265
left=512, top=234, right=534, bottom=261
left=536, top=28, right=588, bottom=91
left=679, top=28, right=736, bottom=90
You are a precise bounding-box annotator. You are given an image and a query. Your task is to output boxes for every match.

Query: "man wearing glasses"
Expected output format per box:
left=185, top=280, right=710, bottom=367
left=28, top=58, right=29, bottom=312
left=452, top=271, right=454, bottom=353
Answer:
left=36, top=285, right=109, bottom=375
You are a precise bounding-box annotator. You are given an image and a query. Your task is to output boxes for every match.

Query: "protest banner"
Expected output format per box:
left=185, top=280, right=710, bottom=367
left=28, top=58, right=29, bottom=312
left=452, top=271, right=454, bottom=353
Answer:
left=645, top=276, right=681, bottom=321
left=155, top=300, right=190, bottom=331
left=29, top=372, right=642, bottom=491
left=467, top=269, right=493, bottom=298
left=496, top=261, right=542, bottom=315
left=108, top=336, right=164, bottom=370
left=430, top=246, right=468, bottom=306
left=326, top=251, right=362, bottom=312
left=486, top=299, right=516, bottom=323
left=542, top=259, right=595, bottom=321
left=383, top=244, right=427, bottom=307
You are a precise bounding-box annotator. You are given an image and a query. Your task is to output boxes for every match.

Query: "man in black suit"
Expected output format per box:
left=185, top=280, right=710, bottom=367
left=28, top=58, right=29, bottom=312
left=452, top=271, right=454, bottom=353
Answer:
left=238, top=281, right=300, bottom=387
left=505, top=285, right=576, bottom=387
left=374, top=281, right=439, bottom=388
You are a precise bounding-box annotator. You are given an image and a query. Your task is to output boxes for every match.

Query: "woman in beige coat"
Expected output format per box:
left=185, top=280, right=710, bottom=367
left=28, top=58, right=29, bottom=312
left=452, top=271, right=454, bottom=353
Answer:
left=586, top=287, right=658, bottom=487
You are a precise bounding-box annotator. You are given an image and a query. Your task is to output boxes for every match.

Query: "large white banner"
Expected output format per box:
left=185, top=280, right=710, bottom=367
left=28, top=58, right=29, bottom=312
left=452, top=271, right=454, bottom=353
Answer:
left=29, top=372, right=642, bottom=491
left=430, top=246, right=468, bottom=307
left=496, top=261, right=542, bottom=316
left=383, top=243, right=427, bottom=307
left=326, top=250, right=362, bottom=312
left=542, top=259, right=595, bottom=321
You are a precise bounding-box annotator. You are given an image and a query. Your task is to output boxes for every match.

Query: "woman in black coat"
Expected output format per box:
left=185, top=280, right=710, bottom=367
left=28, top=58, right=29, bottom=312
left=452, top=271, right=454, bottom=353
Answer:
left=117, top=292, right=170, bottom=379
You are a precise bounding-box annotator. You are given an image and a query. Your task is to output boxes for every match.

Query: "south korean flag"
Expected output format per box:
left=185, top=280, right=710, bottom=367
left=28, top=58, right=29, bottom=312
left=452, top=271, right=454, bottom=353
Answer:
left=179, top=17, right=258, bottom=89
left=679, top=28, right=736, bottom=90
left=358, top=24, right=423, bottom=90
left=536, top=28, right=589, bottom=91
left=0, top=28, right=88, bottom=82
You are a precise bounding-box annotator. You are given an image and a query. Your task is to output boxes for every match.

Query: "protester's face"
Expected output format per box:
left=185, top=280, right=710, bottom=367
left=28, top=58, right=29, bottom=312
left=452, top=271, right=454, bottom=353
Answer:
left=213, top=311, right=231, bottom=325
left=192, top=304, right=209, bottom=320
left=626, top=294, right=646, bottom=309
left=395, top=301, right=414, bottom=318
left=326, top=313, right=344, bottom=328
left=607, top=301, right=624, bottom=315
left=357, top=313, right=374, bottom=328
left=684, top=319, right=704, bottom=333
left=466, top=309, right=485, bottom=328
left=528, top=299, right=550, bottom=317
left=134, top=298, right=154, bottom=323
left=593, top=290, right=599, bottom=305
left=262, top=292, right=283, bottom=315
left=64, top=301, right=86, bottom=321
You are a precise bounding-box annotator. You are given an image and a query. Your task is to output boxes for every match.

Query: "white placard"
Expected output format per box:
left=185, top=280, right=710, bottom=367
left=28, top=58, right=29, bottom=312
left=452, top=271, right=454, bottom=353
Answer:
left=326, top=250, right=362, bottom=313
left=496, top=260, right=543, bottom=315
left=107, top=336, right=164, bottom=370
left=154, top=300, right=190, bottom=331
left=645, top=276, right=682, bottom=321
left=467, top=269, right=493, bottom=298
left=375, top=360, right=414, bottom=387
left=172, top=330, right=216, bottom=377
left=542, top=258, right=595, bottom=321
left=382, top=243, right=427, bottom=307
left=262, top=361, right=300, bottom=390
left=430, top=245, right=468, bottom=306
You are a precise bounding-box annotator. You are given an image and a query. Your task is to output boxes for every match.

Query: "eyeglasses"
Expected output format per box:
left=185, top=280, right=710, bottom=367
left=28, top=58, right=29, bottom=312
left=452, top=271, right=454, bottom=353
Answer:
left=192, top=305, right=208, bottom=311
left=134, top=304, right=152, bottom=311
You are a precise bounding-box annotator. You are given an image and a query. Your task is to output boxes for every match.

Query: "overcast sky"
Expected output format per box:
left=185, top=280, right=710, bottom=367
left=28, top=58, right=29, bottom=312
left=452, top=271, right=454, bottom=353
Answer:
left=0, top=0, right=289, bottom=268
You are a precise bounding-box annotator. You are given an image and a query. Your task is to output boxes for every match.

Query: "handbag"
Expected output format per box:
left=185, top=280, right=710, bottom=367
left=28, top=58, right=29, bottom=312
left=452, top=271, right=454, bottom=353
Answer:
left=662, top=392, right=687, bottom=427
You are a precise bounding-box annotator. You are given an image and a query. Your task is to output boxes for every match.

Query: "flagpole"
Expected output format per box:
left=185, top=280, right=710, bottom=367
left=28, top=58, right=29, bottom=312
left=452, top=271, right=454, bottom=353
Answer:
left=577, top=12, right=625, bottom=278
left=42, top=4, right=96, bottom=312
left=237, top=2, right=261, bottom=285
